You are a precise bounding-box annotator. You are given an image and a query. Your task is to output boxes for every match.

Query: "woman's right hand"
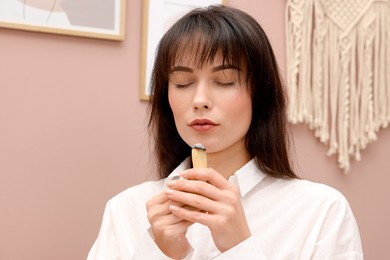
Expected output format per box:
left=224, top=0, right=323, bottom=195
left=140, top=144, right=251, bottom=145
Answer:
left=146, top=192, right=194, bottom=259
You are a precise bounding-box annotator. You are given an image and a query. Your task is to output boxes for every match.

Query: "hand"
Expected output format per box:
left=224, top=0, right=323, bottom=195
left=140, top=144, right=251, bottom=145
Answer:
left=165, top=168, right=251, bottom=253
left=146, top=192, right=194, bottom=259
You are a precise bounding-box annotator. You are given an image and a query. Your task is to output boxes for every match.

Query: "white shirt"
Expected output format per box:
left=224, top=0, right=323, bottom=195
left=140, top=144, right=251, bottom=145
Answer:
left=87, top=159, right=363, bottom=259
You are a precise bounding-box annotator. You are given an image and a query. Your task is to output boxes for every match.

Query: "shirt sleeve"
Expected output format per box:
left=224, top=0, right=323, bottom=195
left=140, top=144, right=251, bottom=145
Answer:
left=86, top=201, right=122, bottom=260
left=132, top=228, right=190, bottom=259
left=88, top=201, right=177, bottom=260
left=208, top=236, right=267, bottom=260
left=311, top=193, right=363, bottom=260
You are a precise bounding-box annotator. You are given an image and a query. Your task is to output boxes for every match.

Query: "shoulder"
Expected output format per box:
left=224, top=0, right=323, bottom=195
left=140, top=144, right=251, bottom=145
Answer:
left=266, top=177, right=351, bottom=213
left=295, top=179, right=347, bottom=203
left=277, top=177, right=346, bottom=200
left=269, top=178, right=361, bottom=237
left=295, top=178, right=343, bottom=194
left=286, top=180, right=363, bottom=257
left=285, top=179, right=356, bottom=224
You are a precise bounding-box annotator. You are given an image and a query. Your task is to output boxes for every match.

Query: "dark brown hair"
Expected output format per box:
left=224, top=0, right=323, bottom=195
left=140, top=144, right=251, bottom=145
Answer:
left=148, top=5, right=297, bottom=179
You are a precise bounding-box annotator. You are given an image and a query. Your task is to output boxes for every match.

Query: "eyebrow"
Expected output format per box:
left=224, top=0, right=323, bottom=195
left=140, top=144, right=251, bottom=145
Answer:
left=170, top=64, right=241, bottom=73
left=170, top=66, right=193, bottom=73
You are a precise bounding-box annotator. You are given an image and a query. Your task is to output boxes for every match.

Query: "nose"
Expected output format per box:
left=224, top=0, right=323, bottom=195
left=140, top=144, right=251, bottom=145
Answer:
left=192, top=81, right=212, bottom=110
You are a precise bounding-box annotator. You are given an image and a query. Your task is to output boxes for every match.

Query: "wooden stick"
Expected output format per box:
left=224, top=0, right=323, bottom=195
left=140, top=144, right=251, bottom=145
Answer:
left=191, top=143, right=207, bottom=168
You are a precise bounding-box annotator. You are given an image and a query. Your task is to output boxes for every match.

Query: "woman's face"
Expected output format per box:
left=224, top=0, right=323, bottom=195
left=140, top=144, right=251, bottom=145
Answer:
left=168, top=52, right=252, bottom=156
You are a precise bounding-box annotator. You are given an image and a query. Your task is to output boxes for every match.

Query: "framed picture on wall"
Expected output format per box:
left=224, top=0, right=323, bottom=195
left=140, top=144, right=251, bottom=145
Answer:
left=139, top=0, right=226, bottom=100
left=0, top=0, right=126, bottom=40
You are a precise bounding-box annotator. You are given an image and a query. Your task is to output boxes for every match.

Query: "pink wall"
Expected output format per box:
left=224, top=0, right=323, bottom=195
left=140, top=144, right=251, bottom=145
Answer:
left=0, top=1, right=388, bottom=259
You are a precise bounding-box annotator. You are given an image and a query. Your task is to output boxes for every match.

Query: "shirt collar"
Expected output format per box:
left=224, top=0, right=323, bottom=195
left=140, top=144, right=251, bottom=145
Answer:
left=164, top=157, right=191, bottom=188
left=164, top=157, right=266, bottom=197
left=229, top=159, right=266, bottom=197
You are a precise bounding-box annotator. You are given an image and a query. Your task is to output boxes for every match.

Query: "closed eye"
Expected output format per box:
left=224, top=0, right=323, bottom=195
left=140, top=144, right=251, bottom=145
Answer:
left=175, top=82, right=194, bottom=88
left=216, top=81, right=235, bottom=87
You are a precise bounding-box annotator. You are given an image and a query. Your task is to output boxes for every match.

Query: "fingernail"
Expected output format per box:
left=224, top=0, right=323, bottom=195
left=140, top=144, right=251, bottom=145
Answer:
left=166, top=180, right=177, bottom=187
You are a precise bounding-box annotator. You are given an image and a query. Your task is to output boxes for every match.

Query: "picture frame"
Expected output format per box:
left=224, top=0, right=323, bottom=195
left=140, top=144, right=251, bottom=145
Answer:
left=139, top=0, right=226, bottom=100
left=0, top=0, right=126, bottom=41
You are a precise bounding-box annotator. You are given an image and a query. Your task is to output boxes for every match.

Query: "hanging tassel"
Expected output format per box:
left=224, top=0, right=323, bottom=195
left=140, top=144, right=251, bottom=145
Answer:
left=286, top=0, right=390, bottom=173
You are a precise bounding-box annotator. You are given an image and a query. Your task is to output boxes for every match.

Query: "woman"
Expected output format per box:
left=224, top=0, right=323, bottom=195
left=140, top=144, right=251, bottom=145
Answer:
left=88, top=5, right=363, bottom=259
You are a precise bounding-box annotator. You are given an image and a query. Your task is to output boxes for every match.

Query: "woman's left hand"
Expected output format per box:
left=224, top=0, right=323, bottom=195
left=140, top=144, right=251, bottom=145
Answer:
left=164, top=168, right=251, bottom=253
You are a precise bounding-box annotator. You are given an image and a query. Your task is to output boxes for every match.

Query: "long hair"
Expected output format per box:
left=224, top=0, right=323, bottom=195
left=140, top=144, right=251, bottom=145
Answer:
left=148, top=5, right=297, bottom=179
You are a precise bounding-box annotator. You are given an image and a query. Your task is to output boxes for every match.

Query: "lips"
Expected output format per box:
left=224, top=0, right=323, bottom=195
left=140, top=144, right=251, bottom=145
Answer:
left=189, top=119, right=218, bottom=132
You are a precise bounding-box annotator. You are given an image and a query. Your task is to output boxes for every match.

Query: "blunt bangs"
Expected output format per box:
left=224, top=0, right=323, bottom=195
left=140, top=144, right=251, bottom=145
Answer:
left=159, top=6, right=248, bottom=75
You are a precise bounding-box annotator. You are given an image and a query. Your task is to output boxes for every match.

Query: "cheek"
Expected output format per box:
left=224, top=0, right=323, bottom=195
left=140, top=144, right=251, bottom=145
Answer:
left=231, top=94, right=252, bottom=128
left=168, top=87, right=178, bottom=113
left=168, top=87, right=185, bottom=121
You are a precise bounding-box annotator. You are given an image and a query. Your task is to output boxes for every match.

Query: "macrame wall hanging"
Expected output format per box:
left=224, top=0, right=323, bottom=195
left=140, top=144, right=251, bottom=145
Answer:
left=285, top=0, right=390, bottom=172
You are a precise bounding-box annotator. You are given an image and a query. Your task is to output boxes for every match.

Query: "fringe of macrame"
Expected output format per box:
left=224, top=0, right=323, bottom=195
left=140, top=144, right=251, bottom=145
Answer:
left=286, top=0, right=390, bottom=172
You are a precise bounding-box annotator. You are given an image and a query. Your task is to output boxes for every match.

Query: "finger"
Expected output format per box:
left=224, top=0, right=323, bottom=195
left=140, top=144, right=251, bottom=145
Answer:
left=147, top=192, right=169, bottom=209
left=147, top=192, right=179, bottom=218
left=169, top=204, right=214, bottom=225
left=168, top=218, right=194, bottom=230
left=165, top=188, right=218, bottom=213
left=148, top=195, right=198, bottom=223
left=147, top=191, right=192, bottom=210
left=167, top=178, right=222, bottom=201
left=149, top=204, right=189, bottom=229
left=180, top=168, right=231, bottom=190
left=170, top=200, right=199, bottom=212
left=168, top=172, right=240, bottom=203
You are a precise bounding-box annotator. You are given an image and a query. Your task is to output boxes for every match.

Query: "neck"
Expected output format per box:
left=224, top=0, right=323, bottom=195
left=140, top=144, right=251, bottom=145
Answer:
left=207, top=144, right=252, bottom=179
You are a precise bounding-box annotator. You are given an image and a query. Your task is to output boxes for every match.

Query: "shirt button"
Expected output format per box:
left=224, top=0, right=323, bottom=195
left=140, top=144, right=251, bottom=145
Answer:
left=200, top=255, right=209, bottom=260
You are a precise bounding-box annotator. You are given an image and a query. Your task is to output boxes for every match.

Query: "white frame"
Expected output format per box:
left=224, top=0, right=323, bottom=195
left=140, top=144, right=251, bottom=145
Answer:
left=0, top=0, right=126, bottom=41
left=139, top=0, right=226, bottom=100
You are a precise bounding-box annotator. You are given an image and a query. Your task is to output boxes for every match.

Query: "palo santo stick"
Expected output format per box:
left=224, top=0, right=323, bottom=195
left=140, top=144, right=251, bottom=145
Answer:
left=191, top=143, right=207, bottom=168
